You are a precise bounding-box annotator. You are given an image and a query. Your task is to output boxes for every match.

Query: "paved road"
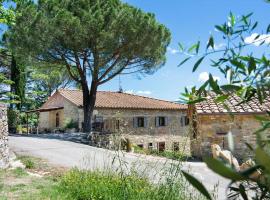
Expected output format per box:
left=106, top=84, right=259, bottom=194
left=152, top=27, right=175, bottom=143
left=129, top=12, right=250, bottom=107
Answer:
left=9, top=134, right=229, bottom=199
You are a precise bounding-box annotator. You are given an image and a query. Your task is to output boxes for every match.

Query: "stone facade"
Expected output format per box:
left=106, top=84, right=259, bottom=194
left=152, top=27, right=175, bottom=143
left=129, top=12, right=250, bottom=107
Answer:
left=39, top=98, right=190, bottom=153
left=0, top=104, right=9, bottom=169
left=190, top=113, right=264, bottom=160
left=88, top=108, right=190, bottom=153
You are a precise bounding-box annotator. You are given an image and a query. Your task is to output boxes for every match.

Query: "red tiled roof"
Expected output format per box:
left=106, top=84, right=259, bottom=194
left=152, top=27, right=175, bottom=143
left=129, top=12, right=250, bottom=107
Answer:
left=195, top=92, right=270, bottom=114
left=42, top=89, right=187, bottom=110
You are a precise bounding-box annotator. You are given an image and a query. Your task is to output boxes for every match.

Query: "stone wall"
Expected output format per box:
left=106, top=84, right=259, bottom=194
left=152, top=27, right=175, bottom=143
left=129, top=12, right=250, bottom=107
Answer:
left=38, top=100, right=190, bottom=154
left=89, top=108, right=190, bottom=154
left=0, top=104, right=9, bottom=168
left=191, top=113, right=262, bottom=160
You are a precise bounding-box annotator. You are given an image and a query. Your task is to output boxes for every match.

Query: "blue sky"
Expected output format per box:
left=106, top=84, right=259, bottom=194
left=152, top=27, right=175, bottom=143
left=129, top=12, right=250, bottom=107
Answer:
left=99, top=0, right=270, bottom=101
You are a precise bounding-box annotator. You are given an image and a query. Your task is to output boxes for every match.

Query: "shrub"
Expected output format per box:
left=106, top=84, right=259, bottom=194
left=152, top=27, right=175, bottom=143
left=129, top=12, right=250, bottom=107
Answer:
left=16, top=125, right=28, bottom=134
left=22, top=158, right=35, bottom=169
left=7, top=109, right=19, bottom=133
left=59, top=169, right=151, bottom=200
left=64, top=119, right=78, bottom=129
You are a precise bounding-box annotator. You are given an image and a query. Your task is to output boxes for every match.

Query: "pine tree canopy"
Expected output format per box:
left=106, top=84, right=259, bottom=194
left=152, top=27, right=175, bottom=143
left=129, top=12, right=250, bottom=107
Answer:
left=10, top=0, right=171, bottom=85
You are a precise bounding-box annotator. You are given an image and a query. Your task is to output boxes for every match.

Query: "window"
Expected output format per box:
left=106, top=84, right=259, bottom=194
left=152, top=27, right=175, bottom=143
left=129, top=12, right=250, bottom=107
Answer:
left=133, top=117, right=147, bottom=128
left=159, top=117, right=166, bottom=126
left=173, top=142, right=179, bottom=152
left=148, top=142, right=153, bottom=150
left=138, top=117, right=144, bottom=127
left=56, top=113, right=60, bottom=127
left=181, top=116, right=189, bottom=127
left=156, top=117, right=168, bottom=127
left=158, top=142, right=165, bottom=152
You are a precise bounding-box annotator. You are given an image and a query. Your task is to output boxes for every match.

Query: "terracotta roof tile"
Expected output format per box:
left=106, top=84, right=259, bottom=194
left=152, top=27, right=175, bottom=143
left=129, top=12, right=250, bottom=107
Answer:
left=42, top=89, right=187, bottom=110
left=195, top=92, right=270, bottom=114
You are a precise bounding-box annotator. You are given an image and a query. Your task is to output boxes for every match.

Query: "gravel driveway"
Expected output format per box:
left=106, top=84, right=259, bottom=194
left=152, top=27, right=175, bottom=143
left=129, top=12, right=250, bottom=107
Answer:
left=9, top=134, right=229, bottom=199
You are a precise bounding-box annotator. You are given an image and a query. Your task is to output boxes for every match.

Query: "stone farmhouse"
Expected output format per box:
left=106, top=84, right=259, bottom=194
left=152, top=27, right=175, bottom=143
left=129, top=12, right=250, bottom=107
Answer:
left=38, top=89, right=189, bottom=152
left=188, top=92, right=270, bottom=160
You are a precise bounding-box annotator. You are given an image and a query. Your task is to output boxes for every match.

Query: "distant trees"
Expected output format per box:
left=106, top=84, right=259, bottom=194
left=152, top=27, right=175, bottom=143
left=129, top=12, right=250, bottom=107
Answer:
left=0, top=0, right=76, bottom=132
left=0, top=1, right=16, bottom=103
left=26, top=65, right=74, bottom=109
left=11, top=0, right=171, bottom=132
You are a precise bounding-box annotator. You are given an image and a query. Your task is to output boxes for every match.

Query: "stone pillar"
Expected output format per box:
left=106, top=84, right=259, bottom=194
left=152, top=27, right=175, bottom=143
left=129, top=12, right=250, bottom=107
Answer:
left=0, top=104, right=9, bottom=169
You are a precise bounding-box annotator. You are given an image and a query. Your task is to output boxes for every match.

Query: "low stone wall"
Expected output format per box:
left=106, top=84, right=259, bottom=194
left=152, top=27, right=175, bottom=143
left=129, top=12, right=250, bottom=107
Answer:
left=0, top=104, right=9, bottom=168
left=89, top=132, right=191, bottom=156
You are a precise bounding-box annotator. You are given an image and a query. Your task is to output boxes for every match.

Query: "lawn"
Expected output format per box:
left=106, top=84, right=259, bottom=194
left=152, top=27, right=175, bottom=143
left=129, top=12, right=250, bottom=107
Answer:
left=0, top=155, right=210, bottom=200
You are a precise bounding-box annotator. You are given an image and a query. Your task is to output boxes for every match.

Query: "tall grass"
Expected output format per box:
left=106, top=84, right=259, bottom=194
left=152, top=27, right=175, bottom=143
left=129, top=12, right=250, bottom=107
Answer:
left=57, top=168, right=206, bottom=200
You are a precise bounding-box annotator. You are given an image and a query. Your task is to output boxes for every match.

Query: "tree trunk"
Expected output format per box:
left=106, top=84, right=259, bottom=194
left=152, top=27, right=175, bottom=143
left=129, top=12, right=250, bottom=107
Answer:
left=82, top=80, right=98, bottom=133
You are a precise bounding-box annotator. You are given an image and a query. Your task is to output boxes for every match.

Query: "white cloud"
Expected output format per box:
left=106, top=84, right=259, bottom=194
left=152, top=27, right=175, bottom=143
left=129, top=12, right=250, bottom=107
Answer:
left=214, top=43, right=226, bottom=50
left=125, top=90, right=152, bottom=96
left=137, top=90, right=152, bottom=95
left=167, top=47, right=180, bottom=55
left=198, top=72, right=220, bottom=82
left=244, top=33, right=270, bottom=46
left=125, top=90, right=135, bottom=94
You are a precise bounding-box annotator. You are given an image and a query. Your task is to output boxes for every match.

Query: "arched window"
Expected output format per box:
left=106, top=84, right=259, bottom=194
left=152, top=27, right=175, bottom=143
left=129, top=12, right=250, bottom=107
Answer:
left=56, top=113, right=60, bottom=127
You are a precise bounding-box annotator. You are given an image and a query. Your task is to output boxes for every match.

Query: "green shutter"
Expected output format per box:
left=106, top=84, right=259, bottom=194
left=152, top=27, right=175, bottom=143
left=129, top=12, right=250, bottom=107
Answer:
left=144, top=117, right=148, bottom=127
left=155, top=117, right=159, bottom=127
left=165, top=117, right=169, bottom=126
left=133, top=117, right=138, bottom=128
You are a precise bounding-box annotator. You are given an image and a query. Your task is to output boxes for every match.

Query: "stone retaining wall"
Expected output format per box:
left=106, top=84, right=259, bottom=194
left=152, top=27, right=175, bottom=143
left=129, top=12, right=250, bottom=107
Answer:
left=0, top=104, right=9, bottom=168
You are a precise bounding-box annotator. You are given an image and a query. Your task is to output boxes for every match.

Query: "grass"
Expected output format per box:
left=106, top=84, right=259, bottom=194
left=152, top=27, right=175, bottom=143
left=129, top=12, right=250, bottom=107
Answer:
left=0, top=155, right=65, bottom=200
left=0, top=155, right=213, bottom=200
left=58, top=168, right=206, bottom=200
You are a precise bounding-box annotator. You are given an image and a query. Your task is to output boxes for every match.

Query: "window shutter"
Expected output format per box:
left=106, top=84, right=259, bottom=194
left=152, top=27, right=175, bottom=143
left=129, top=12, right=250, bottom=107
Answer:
left=180, top=117, right=183, bottom=127
left=165, top=117, right=169, bottom=126
left=155, top=117, right=159, bottom=127
left=144, top=117, right=148, bottom=128
left=133, top=117, right=138, bottom=128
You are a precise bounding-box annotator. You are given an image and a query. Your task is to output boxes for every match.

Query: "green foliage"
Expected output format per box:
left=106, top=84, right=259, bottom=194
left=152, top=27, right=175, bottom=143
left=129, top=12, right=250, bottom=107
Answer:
left=12, top=167, right=28, bottom=177
left=10, top=0, right=171, bottom=132
left=64, top=118, right=78, bottom=129
left=179, top=11, right=270, bottom=200
left=20, top=157, right=35, bottom=169
left=11, top=0, right=171, bottom=77
left=26, top=65, right=74, bottom=109
left=181, top=171, right=212, bottom=200
left=0, top=0, right=16, bottom=26
left=204, top=158, right=245, bottom=181
left=180, top=12, right=270, bottom=105
left=16, top=124, right=27, bottom=134
left=0, top=1, right=17, bottom=103
left=10, top=55, right=26, bottom=109
left=58, top=169, right=202, bottom=200
left=7, top=108, right=19, bottom=132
